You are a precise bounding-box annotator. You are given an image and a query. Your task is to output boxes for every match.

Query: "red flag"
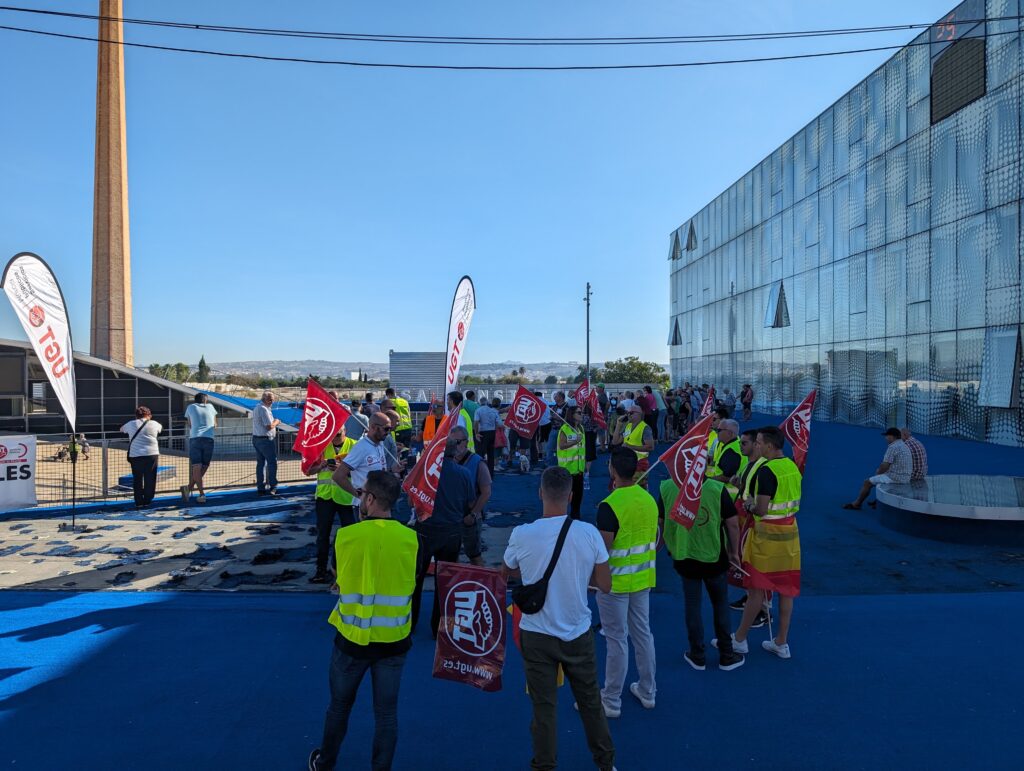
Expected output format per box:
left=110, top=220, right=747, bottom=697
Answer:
left=572, top=379, right=607, bottom=429
left=432, top=562, right=507, bottom=692
left=403, top=410, right=455, bottom=521
left=657, top=415, right=714, bottom=529
left=699, top=387, right=716, bottom=418
left=779, top=389, right=817, bottom=473
left=503, top=385, right=547, bottom=439
left=292, top=379, right=352, bottom=474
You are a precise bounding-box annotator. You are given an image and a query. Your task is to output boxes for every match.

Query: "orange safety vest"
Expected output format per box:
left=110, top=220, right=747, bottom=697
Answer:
left=423, top=414, right=441, bottom=442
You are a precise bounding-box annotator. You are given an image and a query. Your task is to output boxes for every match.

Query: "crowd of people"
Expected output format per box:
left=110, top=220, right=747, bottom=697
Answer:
left=303, top=384, right=819, bottom=771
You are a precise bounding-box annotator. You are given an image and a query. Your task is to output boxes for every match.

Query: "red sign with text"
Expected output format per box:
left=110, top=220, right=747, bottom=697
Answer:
left=504, top=386, right=547, bottom=439
left=658, top=415, right=714, bottom=530
left=779, top=389, right=817, bottom=473
left=432, top=563, right=507, bottom=692
left=403, top=411, right=455, bottom=521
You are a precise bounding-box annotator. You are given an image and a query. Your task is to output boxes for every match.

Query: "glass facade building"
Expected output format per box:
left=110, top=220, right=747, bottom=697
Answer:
left=668, top=0, right=1024, bottom=446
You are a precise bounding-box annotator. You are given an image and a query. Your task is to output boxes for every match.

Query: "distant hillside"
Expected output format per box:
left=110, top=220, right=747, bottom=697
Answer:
left=210, top=360, right=606, bottom=380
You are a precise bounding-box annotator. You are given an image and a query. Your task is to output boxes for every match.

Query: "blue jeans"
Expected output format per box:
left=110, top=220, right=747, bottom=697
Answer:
left=251, top=436, right=278, bottom=491
left=316, top=641, right=407, bottom=770
left=545, top=427, right=559, bottom=465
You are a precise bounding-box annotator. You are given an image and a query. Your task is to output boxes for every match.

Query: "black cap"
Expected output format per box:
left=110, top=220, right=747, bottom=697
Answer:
left=882, top=427, right=901, bottom=438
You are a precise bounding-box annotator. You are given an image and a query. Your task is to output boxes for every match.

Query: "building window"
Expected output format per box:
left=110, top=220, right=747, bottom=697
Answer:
left=930, top=0, right=986, bottom=124
left=667, top=317, right=682, bottom=346
left=685, top=221, right=698, bottom=251
left=669, top=232, right=682, bottom=261
left=28, top=382, right=49, bottom=413
left=0, top=397, right=25, bottom=418
left=763, top=280, right=791, bottom=328
left=977, top=326, right=1020, bottom=408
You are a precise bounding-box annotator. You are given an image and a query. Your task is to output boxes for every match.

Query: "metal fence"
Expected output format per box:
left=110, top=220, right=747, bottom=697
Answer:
left=29, top=427, right=310, bottom=509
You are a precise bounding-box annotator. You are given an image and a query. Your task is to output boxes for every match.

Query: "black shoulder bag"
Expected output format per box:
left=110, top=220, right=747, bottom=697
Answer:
left=512, top=516, right=573, bottom=615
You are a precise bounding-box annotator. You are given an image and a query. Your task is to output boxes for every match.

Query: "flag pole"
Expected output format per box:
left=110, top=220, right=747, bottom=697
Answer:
left=583, top=282, right=592, bottom=384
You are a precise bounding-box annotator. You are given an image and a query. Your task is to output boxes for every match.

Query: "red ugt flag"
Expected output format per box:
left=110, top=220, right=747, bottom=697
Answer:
left=403, top=410, right=456, bottom=521
left=699, top=387, right=716, bottom=418
left=571, top=379, right=606, bottom=429
left=293, top=379, right=352, bottom=474
left=779, top=389, right=817, bottom=473
left=658, top=415, right=714, bottom=530
left=504, top=386, right=547, bottom=439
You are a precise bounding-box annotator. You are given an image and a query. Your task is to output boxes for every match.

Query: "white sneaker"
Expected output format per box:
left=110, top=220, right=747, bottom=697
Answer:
left=711, top=633, right=748, bottom=654
left=762, top=639, right=792, bottom=659
left=574, top=700, right=620, bottom=718
left=629, top=682, right=655, bottom=709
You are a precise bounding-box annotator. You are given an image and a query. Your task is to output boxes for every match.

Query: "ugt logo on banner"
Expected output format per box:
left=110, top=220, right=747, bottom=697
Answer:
left=658, top=415, right=713, bottom=530
left=504, top=386, right=546, bottom=439
left=403, top=411, right=455, bottom=521
left=432, top=563, right=506, bottom=692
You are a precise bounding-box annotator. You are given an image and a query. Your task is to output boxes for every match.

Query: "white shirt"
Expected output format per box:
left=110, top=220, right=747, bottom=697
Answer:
left=503, top=515, right=609, bottom=641
left=120, top=418, right=163, bottom=458
left=475, top=404, right=499, bottom=432
left=620, top=399, right=635, bottom=411
left=341, top=435, right=388, bottom=505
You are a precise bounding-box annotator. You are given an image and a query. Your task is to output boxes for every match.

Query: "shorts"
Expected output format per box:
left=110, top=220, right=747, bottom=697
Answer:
left=188, top=437, right=214, bottom=465
left=869, top=473, right=896, bottom=485
left=462, top=517, right=482, bottom=559
left=585, top=431, right=597, bottom=462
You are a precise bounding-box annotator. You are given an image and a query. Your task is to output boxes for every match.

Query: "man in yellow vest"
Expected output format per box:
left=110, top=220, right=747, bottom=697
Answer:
left=595, top=448, right=659, bottom=715
left=660, top=476, right=744, bottom=671
left=706, top=419, right=747, bottom=499
left=309, top=471, right=418, bottom=771
left=446, top=390, right=476, bottom=453
left=384, top=388, right=413, bottom=447
left=557, top=406, right=587, bottom=520
left=306, top=427, right=357, bottom=584
left=610, top=404, right=654, bottom=489
left=717, top=426, right=802, bottom=660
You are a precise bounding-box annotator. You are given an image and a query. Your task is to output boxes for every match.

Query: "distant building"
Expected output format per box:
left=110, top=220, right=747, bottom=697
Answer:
left=668, top=0, right=1024, bottom=446
left=388, top=351, right=447, bottom=404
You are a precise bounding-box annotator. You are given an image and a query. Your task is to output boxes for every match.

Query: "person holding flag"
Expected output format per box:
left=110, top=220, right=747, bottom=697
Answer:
left=705, top=419, right=745, bottom=499
left=556, top=407, right=587, bottom=520
left=728, top=429, right=769, bottom=628
left=660, top=474, right=744, bottom=672
left=611, top=404, right=654, bottom=489
left=724, top=426, right=802, bottom=660
left=332, top=413, right=399, bottom=516
left=306, top=425, right=357, bottom=585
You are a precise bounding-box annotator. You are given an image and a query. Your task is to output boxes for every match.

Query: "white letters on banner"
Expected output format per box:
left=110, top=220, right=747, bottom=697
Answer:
left=1, top=253, right=77, bottom=429
left=445, top=276, right=476, bottom=397
left=0, top=435, right=37, bottom=511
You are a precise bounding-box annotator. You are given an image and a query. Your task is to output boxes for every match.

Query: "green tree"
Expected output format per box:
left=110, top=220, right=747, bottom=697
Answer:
left=197, top=355, right=210, bottom=381
left=601, top=357, right=669, bottom=387
left=172, top=362, right=192, bottom=383
left=518, top=366, right=526, bottom=377
left=573, top=364, right=605, bottom=384
left=543, top=375, right=558, bottom=385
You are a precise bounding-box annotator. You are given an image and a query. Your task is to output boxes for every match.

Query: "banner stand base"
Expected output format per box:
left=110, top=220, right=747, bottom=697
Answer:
left=57, top=522, right=87, bottom=533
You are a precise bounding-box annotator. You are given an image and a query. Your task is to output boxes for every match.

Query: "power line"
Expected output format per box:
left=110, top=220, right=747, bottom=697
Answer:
left=0, top=4, right=1010, bottom=46
left=0, top=17, right=1017, bottom=71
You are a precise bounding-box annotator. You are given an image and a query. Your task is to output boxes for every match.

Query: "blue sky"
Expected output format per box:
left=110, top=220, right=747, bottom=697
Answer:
left=0, top=0, right=957, bottom=367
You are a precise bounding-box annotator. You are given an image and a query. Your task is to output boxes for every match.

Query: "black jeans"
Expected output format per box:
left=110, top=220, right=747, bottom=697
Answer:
left=569, top=472, right=583, bottom=520
left=128, top=454, right=158, bottom=506
left=316, top=640, right=407, bottom=770
left=410, top=525, right=462, bottom=637
left=509, top=430, right=538, bottom=465
left=680, top=569, right=734, bottom=657
left=477, top=430, right=496, bottom=475
left=315, top=498, right=355, bottom=572
left=520, top=629, right=615, bottom=771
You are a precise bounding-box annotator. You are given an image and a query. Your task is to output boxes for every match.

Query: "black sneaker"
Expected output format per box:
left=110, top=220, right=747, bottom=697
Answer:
left=308, top=748, right=321, bottom=770
left=683, top=651, right=706, bottom=671
left=730, top=595, right=747, bottom=611
left=308, top=571, right=330, bottom=584
left=751, top=610, right=770, bottom=629
left=719, top=651, right=746, bottom=671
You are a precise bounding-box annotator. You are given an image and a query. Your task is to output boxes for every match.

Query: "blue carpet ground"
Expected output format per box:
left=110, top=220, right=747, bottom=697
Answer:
left=2, top=413, right=1024, bottom=769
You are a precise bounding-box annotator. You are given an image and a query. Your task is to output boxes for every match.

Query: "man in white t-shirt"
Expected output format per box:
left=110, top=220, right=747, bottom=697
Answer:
left=333, top=413, right=396, bottom=510
left=503, top=466, right=616, bottom=771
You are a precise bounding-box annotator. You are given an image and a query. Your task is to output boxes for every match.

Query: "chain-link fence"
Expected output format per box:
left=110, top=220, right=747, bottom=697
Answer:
left=31, top=427, right=310, bottom=509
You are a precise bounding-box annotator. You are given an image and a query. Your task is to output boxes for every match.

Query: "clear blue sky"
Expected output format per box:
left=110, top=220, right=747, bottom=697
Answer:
left=0, top=0, right=956, bottom=366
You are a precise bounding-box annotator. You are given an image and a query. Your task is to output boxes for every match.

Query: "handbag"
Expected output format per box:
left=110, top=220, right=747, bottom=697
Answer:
left=511, top=516, right=573, bottom=615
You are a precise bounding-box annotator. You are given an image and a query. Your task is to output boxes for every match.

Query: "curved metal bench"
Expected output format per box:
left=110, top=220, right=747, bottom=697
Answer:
left=876, top=475, right=1024, bottom=521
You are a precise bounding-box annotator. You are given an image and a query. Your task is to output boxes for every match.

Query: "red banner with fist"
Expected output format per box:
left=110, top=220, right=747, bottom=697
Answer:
left=779, top=390, right=817, bottom=473
left=292, top=379, right=352, bottom=474
left=658, top=415, right=714, bottom=530
left=504, top=386, right=547, bottom=439
left=432, top=562, right=507, bottom=692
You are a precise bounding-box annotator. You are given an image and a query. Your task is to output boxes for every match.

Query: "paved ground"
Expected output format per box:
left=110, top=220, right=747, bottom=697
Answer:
left=2, top=413, right=1023, bottom=768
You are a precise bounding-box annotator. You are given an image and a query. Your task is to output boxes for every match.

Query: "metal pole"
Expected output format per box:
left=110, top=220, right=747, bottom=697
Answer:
left=584, top=282, right=592, bottom=383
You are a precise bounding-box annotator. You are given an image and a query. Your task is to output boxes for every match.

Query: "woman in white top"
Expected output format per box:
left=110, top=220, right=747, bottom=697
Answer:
left=120, top=405, right=163, bottom=507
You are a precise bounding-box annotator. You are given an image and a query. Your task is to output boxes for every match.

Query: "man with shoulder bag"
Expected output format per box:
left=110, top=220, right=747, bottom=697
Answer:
left=502, top=467, right=617, bottom=771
